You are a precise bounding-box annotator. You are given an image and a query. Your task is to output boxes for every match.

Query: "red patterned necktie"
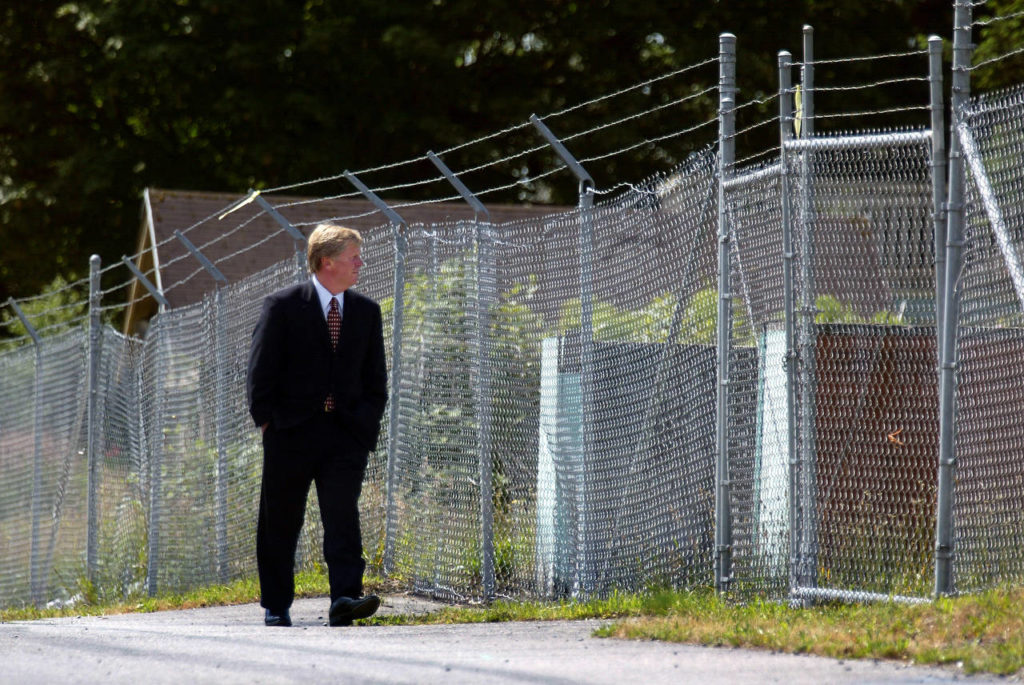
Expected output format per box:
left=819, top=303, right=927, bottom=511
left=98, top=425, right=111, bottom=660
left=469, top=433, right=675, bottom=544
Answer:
left=325, top=297, right=341, bottom=411
left=327, top=297, right=341, bottom=348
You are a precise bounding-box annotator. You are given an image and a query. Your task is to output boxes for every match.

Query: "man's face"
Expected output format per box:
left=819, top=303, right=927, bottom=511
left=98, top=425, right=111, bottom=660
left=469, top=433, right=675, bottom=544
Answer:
left=321, top=243, right=363, bottom=292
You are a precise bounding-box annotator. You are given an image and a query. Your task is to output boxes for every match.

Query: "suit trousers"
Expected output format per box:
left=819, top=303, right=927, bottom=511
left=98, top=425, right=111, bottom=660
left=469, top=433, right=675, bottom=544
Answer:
left=257, top=413, right=367, bottom=611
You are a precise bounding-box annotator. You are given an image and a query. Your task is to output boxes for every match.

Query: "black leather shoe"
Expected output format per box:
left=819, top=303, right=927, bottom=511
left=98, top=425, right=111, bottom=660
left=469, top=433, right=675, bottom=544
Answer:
left=329, top=595, right=380, bottom=626
left=264, top=608, right=292, bottom=627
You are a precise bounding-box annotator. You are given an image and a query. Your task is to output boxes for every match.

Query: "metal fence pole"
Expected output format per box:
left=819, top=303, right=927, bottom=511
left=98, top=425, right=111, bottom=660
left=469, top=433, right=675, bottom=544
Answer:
left=86, top=254, right=102, bottom=584
left=8, top=299, right=45, bottom=604
left=778, top=51, right=802, bottom=602
left=427, top=151, right=496, bottom=600
left=715, top=32, right=737, bottom=595
left=797, top=23, right=819, bottom=598
left=530, top=113, right=596, bottom=596
left=344, top=171, right=408, bottom=576
left=213, top=285, right=229, bottom=582
left=928, top=36, right=948, bottom=350
left=935, top=0, right=973, bottom=598
left=146, top=337, right=164, bottom=597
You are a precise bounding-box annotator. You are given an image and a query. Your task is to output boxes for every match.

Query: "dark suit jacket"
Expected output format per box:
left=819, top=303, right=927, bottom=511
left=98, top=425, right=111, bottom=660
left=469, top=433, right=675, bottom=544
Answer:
left=246, top=280, right=388, bottom=452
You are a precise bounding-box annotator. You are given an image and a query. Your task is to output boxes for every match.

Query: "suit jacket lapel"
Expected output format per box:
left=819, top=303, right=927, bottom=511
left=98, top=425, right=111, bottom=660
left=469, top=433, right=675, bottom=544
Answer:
left=336, top=290, right=358, bottom=353
left=300, top=281, right=332, bottom=354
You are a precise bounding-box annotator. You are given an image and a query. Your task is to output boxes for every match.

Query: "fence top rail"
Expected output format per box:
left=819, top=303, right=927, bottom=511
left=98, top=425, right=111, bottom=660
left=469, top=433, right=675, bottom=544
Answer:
left=784, top=129, right=931, bottom=152
left=723, top=162, right=782, bottom=191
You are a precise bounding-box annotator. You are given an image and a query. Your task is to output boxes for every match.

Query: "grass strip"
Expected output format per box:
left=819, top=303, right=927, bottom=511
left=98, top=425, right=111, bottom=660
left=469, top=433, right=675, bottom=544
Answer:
left=4, top=576, right=1022, bottom=676
left=590, top=587, right=1024, bottom=677
left=0, top=569, right=335, bottom=622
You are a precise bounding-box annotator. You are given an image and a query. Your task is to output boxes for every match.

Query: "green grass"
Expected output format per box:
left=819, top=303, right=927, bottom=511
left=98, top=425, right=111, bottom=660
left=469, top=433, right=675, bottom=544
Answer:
left=0, top=568, right=334, bottom=622
left=365, top=586, right=1024, bottom=676
left=590, top=587, right=1024, bottom=677
left=4, top=576, right=1023, bottom=677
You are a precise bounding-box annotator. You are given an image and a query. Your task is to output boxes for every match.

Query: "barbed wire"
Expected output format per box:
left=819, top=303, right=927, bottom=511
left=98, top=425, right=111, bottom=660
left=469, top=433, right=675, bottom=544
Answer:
left=807, top=104, right=932, bottom=121
left=733, top=145, right=784, bottom=168
left=8, top=275, right=91, bottom=308
left=971, top=45, right=1024, bottom=70
left=2, top=293, right=91, bottom=325
left=0, top=311, right=90, bottom=340
left=733, top=92, right=781, bottom=110
left=146, top=62, right=722, bottom=276
left=258, top=56, right=720, bottom=195
left=809, top=76, right=931, bottom=93
left=7, top=17, right=1022, bottom=333
left=973, top=8, right=1024, bottom=26
left=791, top=48, right=929, bottom=67
left=729, top=114, right=783, bottom=143
left=270, top=86, right=719, bottom=212
left=579, top=116, right=718, bottom=165
left=563, top=86, right=718, bottom=143
left=159, top=264, right=208, bottom=299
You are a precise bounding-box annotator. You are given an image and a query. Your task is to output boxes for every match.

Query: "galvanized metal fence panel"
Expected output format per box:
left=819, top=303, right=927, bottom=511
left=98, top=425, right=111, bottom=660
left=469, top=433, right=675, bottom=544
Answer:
left=952, top=84, right=1024, bottom=593
left=723, top=159, right=790, bottom=599
left=789, top=134, right=939, bottom=602
left=0, top=330, right=89, bottom=607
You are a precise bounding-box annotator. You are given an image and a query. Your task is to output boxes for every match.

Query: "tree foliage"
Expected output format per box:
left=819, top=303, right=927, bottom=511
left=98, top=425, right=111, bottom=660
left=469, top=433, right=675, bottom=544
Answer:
left=0, top=0, right=985, bottom=309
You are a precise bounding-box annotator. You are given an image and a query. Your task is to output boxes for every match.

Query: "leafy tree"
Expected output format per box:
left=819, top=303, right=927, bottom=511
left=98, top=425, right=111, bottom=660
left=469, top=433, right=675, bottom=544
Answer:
left=0, top=276, right=89, bottom=350
left=0, top=0, right=961, bottom=310
left=973, top=0, right=1024, bottom=92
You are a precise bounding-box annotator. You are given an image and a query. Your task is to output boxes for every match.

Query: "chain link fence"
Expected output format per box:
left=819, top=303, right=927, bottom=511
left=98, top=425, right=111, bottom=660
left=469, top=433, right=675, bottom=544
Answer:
left=3, top=6, right=1024, bottom=610
left=952, top=83, right=1024, bottom=594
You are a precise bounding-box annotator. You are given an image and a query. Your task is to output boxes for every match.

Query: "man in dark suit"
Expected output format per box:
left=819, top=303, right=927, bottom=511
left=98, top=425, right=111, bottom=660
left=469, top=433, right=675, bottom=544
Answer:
left=246, top=223, right=388, bottom=627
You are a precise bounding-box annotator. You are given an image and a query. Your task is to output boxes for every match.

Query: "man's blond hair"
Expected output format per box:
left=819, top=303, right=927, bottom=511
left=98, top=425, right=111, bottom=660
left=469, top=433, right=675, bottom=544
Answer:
left=307, top=223, right=363, bottom=273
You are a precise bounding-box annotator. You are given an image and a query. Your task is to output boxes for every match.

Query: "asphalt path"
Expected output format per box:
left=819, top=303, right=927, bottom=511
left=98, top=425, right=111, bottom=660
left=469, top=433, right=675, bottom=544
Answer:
left=0, top=595, right=1010, bottom=684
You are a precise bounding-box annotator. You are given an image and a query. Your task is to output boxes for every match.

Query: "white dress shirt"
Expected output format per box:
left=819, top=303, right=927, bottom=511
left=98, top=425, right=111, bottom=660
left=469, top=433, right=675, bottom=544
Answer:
left=312, top=274, right=344, bottom=321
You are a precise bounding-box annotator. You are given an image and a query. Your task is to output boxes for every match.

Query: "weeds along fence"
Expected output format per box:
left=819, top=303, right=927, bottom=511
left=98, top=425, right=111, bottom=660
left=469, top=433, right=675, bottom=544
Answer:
left=3, top=3, right=1024, bottom=609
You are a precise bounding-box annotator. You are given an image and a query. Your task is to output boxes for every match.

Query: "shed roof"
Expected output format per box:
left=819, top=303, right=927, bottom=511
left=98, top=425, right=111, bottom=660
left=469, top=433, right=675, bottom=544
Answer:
left=124, top=187, right=570, bottom=336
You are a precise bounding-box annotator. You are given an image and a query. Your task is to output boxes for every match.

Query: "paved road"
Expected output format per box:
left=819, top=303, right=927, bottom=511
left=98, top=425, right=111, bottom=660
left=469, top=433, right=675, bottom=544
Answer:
left=0, top=596, right=1008, bottom=684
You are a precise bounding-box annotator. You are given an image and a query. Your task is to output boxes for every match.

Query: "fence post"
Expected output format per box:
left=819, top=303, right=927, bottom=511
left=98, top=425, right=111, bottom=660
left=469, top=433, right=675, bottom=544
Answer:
left=935, top=0, right=973, bottom=598
left=928, top=37, right=947, bottom=351
left=86, top=254, right=102, bottom=585
left=530, top=113, right=596, bottom=596
left=796, top=23, right=820, bottom=599
left=8, top=299, right=45, bottom=604
left=715, top=32, right=736, bottom=595
left=213, top=285, right=229, bottom=582
left=146, top=338, right=164, bottom=597
left=427, top=151, right=497, bottom=601
left=778, top=50, right=802, bottom=603
left=344, top=171, right=407, bottom=577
